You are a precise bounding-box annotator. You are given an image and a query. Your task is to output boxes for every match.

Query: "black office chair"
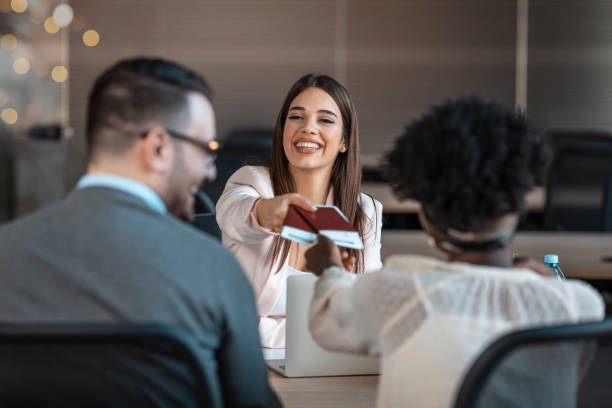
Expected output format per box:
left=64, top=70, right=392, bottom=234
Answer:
left=545, top=130, right=612, bottom=151
left=201, top=128, right=273, bottom=203
left=193, top=190, right=216, bottom=214
left=0, top=153, right=15, bottom=224
left=603, top=169, right=612, bottom=232
left=0, top=323, right=222, bottom=408
left=544, top=131, right=612, bottom=231
left=192, top=213, right=222, bottom=240
left=454, top=318, right=612, bottom=408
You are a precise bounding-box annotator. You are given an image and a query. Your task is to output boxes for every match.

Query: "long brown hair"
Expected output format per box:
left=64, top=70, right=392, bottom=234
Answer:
left=267, top=74, right=366, bottom=274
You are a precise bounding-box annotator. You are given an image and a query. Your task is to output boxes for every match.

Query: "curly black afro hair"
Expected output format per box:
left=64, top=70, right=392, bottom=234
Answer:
left=384, top=96, right=550, bottom=231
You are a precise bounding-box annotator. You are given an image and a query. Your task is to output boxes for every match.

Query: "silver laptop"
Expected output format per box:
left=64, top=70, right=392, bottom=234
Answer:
left=267, top=275, right=379, bottom=377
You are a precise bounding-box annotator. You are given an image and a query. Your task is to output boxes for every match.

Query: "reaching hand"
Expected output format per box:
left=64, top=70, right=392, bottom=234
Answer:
left=513, top=256, right=555, bottom=277
left=255, top=193, right=315, bottom=233
left=305, top=235, right=346, bottom=276
left=340, top=249, right=356, bottom=272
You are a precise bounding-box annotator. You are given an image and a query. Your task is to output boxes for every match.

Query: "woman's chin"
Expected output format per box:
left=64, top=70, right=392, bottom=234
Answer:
left=288, top=158, right=334, bottom=173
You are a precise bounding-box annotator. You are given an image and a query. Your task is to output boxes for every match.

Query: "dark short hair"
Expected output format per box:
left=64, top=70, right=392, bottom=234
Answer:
left=86, top=57, right=213, bottom=156
left=384, top=95, right=550, bottom=231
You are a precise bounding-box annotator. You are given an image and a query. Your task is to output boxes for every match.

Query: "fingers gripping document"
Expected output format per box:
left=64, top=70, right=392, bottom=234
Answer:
left=280, top=205, right=363, bottom=249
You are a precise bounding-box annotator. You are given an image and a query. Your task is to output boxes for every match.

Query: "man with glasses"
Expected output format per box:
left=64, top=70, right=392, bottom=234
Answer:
left=0, top=57, right=280, bottom=407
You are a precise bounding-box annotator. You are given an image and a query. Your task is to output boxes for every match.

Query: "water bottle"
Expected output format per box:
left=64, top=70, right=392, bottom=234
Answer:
left=544, top=254, right=565, bottom=281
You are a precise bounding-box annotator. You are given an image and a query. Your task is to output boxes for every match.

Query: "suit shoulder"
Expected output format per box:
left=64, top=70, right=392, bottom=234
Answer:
left=163, top=215, right=224, bottom=250
left=170, top=217, right=243, bottom=266
left=0, top=199, right=64, bottom=236
left=167, top=219, right=251, bottom=283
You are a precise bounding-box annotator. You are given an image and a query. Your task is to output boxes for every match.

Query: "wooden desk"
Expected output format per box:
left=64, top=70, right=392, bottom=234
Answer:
left=382, top=230, right=612, bottom=280
left=269, top=370, right=378, bottom=408
left=362, top=183, right=545, bottom=214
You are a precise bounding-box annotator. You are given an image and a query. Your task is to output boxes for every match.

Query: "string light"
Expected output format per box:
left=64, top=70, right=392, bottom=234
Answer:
left=1, top=107, right=18, bottom=125
left=51, top=65, right=68, bottom=83
left=13, top=57, right=30, bottom=75
left=52, top=3, right=73, bottom=27
left=1, top=34, right=18, bottom=51
left=44, top=17, right=60, bottom=34
left=10, top=0, right=27, bottom=13
left=82, top=29, right=100, bottom=47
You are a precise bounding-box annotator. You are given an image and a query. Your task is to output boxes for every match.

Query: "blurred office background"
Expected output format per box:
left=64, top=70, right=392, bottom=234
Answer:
left=1, top=0, right=612, bottom=230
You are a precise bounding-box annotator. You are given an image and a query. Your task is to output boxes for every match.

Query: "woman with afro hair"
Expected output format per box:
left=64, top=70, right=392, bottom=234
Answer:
left=304, top=96, right=604, bottom=408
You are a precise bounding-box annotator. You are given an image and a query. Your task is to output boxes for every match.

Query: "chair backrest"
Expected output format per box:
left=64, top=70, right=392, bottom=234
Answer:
left=545, top=130, right=612, bottom=150
left=454, top=318, right=612, bottom=408
left=0, top=323, right=222, bottom=408
left=603, top=169, right=612, bottom=232
left=0, top=153, right=15, bottom=224
left=192, top=213, right=222, bottom=240
left=544, top=131, right=612, bottom=231
left=201, top=128, right=273, bottom=203
left=194, top=190, right=216, bottom=214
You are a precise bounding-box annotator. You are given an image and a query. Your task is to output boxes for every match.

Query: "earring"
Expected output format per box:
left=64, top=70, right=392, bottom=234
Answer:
left=340, top=146, right=347, bottom=153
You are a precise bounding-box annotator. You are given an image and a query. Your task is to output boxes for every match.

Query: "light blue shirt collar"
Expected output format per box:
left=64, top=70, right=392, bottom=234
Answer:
left=76, top=173, right=167, bottom=214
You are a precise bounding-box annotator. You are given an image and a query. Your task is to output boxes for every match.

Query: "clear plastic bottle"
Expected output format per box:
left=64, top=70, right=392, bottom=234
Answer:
left=544, top=254, right=565, bottom=281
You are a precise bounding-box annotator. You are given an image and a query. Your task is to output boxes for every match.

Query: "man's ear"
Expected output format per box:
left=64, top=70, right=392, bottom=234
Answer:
left=142, top=126, right=173, bottom=173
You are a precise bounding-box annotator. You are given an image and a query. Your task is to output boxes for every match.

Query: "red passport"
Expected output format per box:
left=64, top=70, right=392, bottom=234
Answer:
left=281, top=205, right=363, bottom=249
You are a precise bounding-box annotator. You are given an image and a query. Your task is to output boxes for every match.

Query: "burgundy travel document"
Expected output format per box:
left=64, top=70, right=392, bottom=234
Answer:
left=280, top=205, right=363, bottom=249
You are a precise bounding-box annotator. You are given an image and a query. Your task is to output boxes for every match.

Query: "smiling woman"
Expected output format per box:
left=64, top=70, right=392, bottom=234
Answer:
left=215, top=74, right=383, bottom=352
left=282, top=87, right=346, bottom=172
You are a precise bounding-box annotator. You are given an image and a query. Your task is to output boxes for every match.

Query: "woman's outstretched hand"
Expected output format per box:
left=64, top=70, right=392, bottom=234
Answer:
left=255, top=193, right=315, bottom=233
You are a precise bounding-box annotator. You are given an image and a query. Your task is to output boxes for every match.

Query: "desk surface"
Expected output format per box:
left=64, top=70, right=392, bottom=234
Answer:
left=269, top=370, right=379, bottom=408
left=363, top=183, right=545, bottom=213
left=382, top=230, right=612, bottom=280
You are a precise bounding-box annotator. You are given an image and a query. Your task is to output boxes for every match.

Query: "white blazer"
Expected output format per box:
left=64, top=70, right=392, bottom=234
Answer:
left=216, top=165, right=383, bottom=348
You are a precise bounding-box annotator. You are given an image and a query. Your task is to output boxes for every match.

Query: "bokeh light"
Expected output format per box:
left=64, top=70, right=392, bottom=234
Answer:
left=52, top=3, right=73, bottom=27
left=1, top=34, right=18, bottom=51
left=13, top=57, right=30, bottom=75
left=44, top=17, right=60, bottom=34
left=82, top=29, right=100, bottom=47
left=1, top=107, right=18, bottom=125
left=10, top=0, right=27, bottom=13
left=51, top=65, right=68, bottom=83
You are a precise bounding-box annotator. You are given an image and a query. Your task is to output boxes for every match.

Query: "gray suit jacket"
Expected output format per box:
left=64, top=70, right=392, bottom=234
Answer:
left=0, top=186, right=278, bottom=407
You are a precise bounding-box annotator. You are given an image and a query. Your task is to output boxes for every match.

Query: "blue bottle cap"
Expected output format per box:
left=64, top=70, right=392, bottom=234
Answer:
left=544, top=254, right=559, bottom=264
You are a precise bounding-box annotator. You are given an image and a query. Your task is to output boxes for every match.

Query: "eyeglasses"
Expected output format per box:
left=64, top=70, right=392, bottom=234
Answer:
left=141, top=128, right=221, bottom=157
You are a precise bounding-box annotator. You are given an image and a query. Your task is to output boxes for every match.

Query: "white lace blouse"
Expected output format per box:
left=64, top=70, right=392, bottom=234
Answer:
left=309, top=254, right=605, bottom=408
